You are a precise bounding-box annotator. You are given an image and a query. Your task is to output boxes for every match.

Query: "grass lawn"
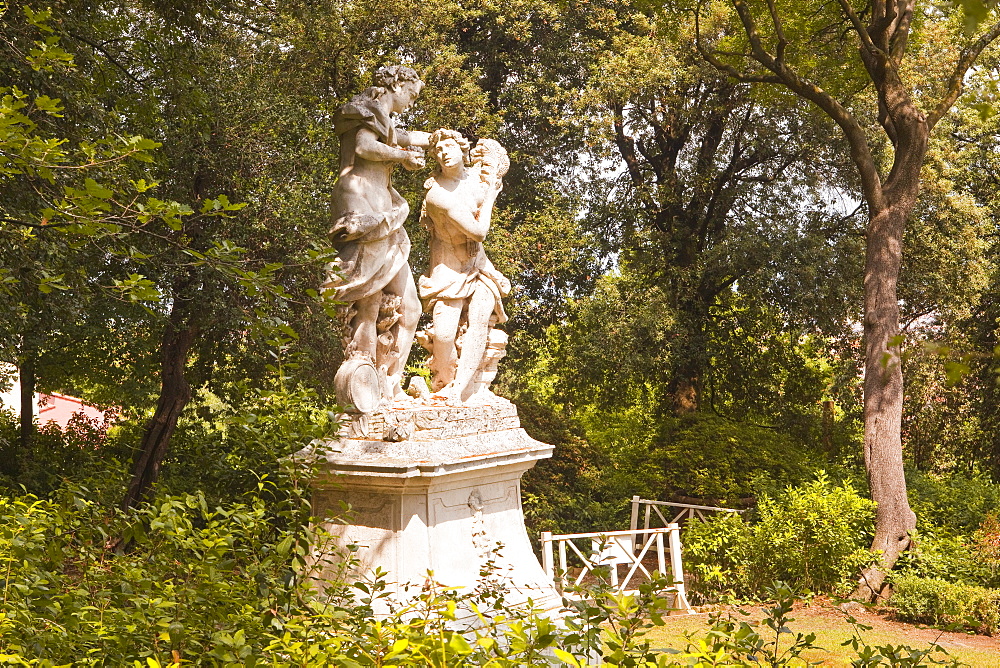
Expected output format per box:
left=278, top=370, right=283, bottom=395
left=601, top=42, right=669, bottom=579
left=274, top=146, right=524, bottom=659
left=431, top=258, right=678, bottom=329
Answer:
left=644, top=600, right=1000, bottom=666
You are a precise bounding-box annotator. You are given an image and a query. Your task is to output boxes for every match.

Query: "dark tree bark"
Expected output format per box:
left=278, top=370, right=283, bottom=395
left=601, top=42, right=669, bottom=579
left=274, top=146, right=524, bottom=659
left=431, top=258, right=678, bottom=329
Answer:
left=0, top=360, right=29, bottom=477
left=18, top=355, right=35, bottom=457
left=121, top=302, right=199, bottom=510
left=821, top=400, right=835, bottom=454
left=698, top=0, right=1000, bottom=599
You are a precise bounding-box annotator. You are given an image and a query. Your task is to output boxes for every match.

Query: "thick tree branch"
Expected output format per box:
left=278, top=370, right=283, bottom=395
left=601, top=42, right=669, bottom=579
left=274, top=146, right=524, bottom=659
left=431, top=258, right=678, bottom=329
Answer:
left=0, top=214, right=74, bottom=229
left=888, top=0, right=916, bottom=63
left=836, top=0, right=902, bottom=147
left=868, top=0, right=897, bottom=39
left=927, top=19, right=1000, bottom=129
left=698, top=0, right=885, bottom=210
left=835, top=0, right=881, bottom=56
left=694, top=6, right=783, bottom=84
left=612, top=102, right=645, bottom=189
left=763, top=0, right=788, bottom=64
left=67, top=32, right=142, bottom=85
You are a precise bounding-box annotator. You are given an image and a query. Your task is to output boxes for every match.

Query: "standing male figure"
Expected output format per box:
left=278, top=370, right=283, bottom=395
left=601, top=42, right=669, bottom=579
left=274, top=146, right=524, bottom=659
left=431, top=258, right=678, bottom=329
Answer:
left=324, top=66, right=429, bottom=409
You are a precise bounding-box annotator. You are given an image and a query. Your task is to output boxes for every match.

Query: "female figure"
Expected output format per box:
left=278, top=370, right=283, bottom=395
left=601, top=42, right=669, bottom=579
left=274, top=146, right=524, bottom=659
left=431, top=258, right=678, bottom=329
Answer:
left=418, top=129, right=511, bottom=404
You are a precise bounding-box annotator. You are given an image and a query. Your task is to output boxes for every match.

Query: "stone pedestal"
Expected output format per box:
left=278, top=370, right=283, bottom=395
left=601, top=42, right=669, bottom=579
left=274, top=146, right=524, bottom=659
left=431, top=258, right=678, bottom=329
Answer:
left=307, top=398, right=560, bottom=611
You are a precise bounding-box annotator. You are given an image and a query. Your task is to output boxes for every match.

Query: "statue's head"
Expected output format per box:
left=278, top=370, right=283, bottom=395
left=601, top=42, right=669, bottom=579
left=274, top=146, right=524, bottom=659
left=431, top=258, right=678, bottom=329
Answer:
left=374, top=65, right=422, bottom=90
left=371, top=65, right=424, bottom=113
left=428, top=129, right=470, bottom=172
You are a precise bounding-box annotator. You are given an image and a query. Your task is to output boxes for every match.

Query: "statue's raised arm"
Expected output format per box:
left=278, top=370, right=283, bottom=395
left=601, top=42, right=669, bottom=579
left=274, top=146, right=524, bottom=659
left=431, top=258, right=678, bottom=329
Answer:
left=416, top=129, right=511, bottom=405
left=323, top=66, right=428, bottom=413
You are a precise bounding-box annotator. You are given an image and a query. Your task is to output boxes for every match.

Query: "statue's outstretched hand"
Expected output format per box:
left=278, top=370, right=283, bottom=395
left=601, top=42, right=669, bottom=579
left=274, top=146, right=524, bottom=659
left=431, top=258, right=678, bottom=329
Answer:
left=401, top=150, right=425, bottom=171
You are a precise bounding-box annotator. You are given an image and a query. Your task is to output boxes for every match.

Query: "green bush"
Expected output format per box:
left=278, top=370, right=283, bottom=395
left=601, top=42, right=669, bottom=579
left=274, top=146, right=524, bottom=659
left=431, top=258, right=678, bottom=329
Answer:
left=906, top=469, right=1000, bottom=535
left=678, top=582, right=960, bottom=667
left=0, top=410, right=129, bottom=499
left=0, top=477, right=344, bottom=665
left=518, top=399, right=625, bottom=538
left=683, top=475, right=876, bottom=601
left=895, top=532, right=999, bottom=587
left=891, top=574, right=1000, bottom=635
left=0, top=479, right=685, bottom=666
left=894, top=510, right=1000, bottom=590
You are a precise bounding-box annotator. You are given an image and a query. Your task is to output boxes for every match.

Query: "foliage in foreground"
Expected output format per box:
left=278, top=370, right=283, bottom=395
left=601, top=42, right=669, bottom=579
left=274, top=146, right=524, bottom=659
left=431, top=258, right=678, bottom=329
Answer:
left=0, top=472, right=734, bottom=666
left=0, top=450, right=963, bottom=667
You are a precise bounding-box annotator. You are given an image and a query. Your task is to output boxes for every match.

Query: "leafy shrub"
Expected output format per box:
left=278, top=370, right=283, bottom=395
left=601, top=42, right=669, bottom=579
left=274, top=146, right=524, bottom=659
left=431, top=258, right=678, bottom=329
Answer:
left=0, top=410, right=128, bottom=499
left=160, top=383, right=339, bottom=505
left=683, top=475, right=876, bottom=601
left=0, top=382, right=684, bottom=666
left=575, top=396, right=667, bottom=510
left=906, top=469, right=1000, bottom=535
left=673, top=582, right=960, bottom=667
left=895, top=531, right=999, bottom=588
left=894, top=510, right=1000, bottom=590
left=891, top=574, right=1000, bottom=635
left=972, top=512, right=1000, bottom=585
left=0, top=481, right=331, bottom=665
left=655, top=414, right=818, bottom=504
left=0, top=478, right=683, bottom=666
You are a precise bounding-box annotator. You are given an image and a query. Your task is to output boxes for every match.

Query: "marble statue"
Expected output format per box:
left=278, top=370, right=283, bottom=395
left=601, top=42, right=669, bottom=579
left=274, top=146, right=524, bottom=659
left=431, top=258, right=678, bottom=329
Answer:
left=310, top=122, right=562, bottom=617
left=323, top=66, right=430, bottom=412
left=416, top=129, right=511, bottom=405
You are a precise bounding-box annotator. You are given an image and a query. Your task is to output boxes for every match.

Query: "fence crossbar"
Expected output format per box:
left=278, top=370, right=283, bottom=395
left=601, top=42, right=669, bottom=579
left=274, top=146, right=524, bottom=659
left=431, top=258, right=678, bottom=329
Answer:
left=635, top=498, right=744, bottom=513
left=620, top=532, right=655, bottom=585
left=629, top=496, right=744, bottom=536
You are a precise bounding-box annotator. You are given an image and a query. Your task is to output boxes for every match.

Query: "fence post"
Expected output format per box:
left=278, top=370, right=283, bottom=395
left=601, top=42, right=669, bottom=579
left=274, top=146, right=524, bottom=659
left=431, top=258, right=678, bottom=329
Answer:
left=630, top=495, right=641, bottom=555
left=667, top=522, right=690, bottom=611
left=558, top=539, right=568, bottom=591
left=656, top=530, right=666, bottom=575
left=541, top=531, right=553, bottom=581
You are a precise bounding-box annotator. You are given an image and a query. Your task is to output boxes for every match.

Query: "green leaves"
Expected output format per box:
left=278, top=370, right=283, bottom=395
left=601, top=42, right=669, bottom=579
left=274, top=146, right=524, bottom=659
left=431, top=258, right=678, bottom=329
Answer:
left=950, top=0, right=1000, bottom=32
left=31, top=95, right=62, bottom=116
left=199, top=194, right=245, bottom=215
left=553, top=647, right=582, bottom=666
left=35, top=271, right=68, bottom=294
left=21, top=7, right=75, bottom=72
left=1, top=87, right=67, bottom=181
left=112, top=274, right=162, bottom=302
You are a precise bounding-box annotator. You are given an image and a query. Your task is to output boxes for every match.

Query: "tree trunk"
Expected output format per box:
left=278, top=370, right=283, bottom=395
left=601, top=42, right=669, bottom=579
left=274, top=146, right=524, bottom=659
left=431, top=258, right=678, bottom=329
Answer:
left=668, top=287, right=714, bottom=415
left=854, top=174, right=923, bottom=600
left=0, top=362, right=29, bottom=477
left=698, top=0, right=1000, bottom=605
left=18, top=356, right=35, bottom=456
left=821, top=400, right=835, bottom=454
left=121, top=308, right=199, bottom=510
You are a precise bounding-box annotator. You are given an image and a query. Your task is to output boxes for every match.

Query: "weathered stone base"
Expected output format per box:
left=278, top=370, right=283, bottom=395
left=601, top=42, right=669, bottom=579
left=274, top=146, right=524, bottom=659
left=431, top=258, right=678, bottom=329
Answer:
left=305, top=398, right=560, bottom=613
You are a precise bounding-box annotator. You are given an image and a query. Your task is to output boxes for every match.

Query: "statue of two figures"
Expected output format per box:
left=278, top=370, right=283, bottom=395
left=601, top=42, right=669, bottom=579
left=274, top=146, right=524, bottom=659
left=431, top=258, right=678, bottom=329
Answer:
left=323, top=66, right=510, bottom=413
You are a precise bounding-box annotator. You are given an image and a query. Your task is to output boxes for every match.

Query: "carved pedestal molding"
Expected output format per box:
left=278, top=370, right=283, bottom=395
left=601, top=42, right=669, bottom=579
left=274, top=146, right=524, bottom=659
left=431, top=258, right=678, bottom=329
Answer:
left=305, top=398, right=560, bottom=614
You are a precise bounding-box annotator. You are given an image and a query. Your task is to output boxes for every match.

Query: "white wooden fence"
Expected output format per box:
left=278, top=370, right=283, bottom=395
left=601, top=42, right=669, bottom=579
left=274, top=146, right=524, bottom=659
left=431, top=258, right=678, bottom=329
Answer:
left=629, top=495, right=743, bottom=535
left=539, top=525, right=691, bottom=612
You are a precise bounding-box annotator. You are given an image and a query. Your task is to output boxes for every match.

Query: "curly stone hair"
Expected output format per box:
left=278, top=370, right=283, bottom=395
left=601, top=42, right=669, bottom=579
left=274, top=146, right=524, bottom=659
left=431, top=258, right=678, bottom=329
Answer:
left=372, top=65, right=422, bottom=95
left=428, top=128, right=471, bottom=167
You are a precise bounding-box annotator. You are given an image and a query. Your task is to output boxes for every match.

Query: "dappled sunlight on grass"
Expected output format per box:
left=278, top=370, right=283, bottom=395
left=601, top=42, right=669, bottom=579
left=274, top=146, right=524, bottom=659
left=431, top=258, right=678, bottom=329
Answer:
left=646, top=599, right=1000, bottom=667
